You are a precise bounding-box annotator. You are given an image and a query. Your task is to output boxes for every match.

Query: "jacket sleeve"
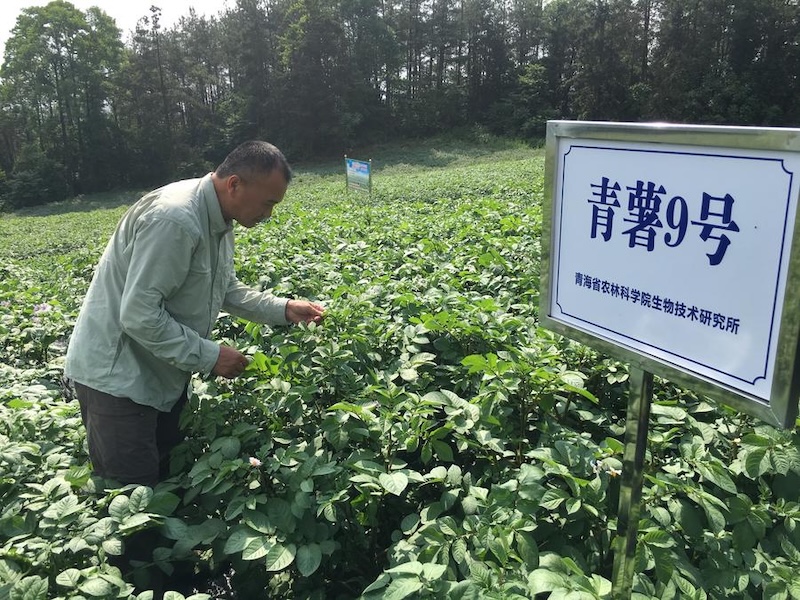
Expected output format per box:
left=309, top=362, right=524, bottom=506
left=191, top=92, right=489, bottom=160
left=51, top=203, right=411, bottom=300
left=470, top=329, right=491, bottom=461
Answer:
left=222, top=277, right=290, bottom=326
left=119, top=216, right=220, bottom=374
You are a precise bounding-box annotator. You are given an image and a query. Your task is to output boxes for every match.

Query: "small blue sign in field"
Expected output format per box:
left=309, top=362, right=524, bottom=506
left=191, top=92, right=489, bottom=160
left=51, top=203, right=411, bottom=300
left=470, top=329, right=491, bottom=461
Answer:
left=345, top=157, right=372, bottom=194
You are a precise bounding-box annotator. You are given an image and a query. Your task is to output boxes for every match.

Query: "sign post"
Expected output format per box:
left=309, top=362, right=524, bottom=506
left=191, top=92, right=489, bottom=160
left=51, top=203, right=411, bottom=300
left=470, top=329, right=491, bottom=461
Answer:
left=611, top=367, right=653, bottom=599
left=540, top=121, right=800, bottom=598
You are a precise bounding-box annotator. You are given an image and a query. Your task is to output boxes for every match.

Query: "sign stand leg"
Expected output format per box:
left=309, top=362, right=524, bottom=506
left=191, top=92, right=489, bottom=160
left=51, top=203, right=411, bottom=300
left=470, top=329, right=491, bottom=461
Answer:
left=611, top=366, right=654, bottom=599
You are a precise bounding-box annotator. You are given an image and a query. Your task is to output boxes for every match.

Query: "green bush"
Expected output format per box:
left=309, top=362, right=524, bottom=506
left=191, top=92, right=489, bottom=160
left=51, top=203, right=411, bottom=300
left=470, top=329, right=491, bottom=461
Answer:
left=3, top=147, right=70, bottom=209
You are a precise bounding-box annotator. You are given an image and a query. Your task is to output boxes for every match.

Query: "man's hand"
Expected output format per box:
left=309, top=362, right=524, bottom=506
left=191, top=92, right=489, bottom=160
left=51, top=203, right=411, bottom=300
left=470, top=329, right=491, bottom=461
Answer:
left=285, top=299, right=325, bottom=324
left=213, top=345, right=250, bottom=378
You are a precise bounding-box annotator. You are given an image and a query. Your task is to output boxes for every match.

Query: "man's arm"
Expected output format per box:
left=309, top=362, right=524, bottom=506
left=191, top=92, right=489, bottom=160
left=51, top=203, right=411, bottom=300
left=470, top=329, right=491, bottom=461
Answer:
left=222, top=278, right=291, bottom=325
left=223, top=279, right=325, bottom=325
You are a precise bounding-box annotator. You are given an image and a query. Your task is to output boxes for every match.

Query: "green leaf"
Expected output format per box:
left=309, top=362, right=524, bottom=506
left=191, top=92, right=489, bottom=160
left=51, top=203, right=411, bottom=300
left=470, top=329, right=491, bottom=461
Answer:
left=603, top=437, right=625, bottom=453
left=701, top=500, right=727, bottom=534
left=243, top=509, right=273, bottom=535
left=651, top=546, right=675, bottom=583
left=211, top=437, right=241, bottom=460
left=445, top=580, right=483, bottom=599
left=528, top=569, right=565, bottom=594
left=385, top=560, right=422, bottom=576
left=427, top=466, right=448, bottom=480
left=461, top=495, right=479, bottom=515
left=591, top=574, right=612, bottom=597
left=191, top=519, right=226, bottom=544
left=147, top=491, right=180, bottom=516
left=431, top=440, right=454, bottom=462
left=565, top=498, right=581, bottom=515
left=129, top=486, right=154, bottom=513
left=379, top=472, right=409, bottom=496
left=383, top=577, right=424, bottom=600
left=264, top=543, right=296, bottom=571
left=469, top=561, right=491, bottom=586
left=399, top=368, right=418, bottom=381
left=741, top=434, right=773, bottom=447
left=242, top=536, right=274, bottom=561
left=55, top=569, right=82, bottom=589
left=296, top=543, right=322, bottom=576
left=161, top=517, right=188, bottom=540
left=421, top=563, right=447, bottom=580
left=11, top=576, right=49, bottom=600
left=560, top=371, right=585, bottom=389
left=563, top=383, right=598, bottom=404
left=108, top=495, right=131, bottom=521
left=79, top=577, right=114, bottom=597
left=328, top=402, right=374, bottom=421
left=461, top=355, right=489, bottom=373
left=672, top=499, right=704, bottom=539
left=489, top=535, right=509, bottom=565
left=516, top=531, right=539, bottom=567
left=120, top=513, right=153, bottom=532
left=401, top=513, right=420, bottom=534
left=362, top=574, right=391, bottom=594
left=102, top=537, right=124, bottom=556
left=697, top=461, right=737, bottom=494
left=410, top=352, right=436, bottom=365
left=772, top=449, right=793, bottom=475
left=733, top=521, right=757, bottom=551
left=447, top=465, right=463, bottom=485
left=43, top=494, right=82, bottom=521
left=643, top=530, right=675, bottom=549
left=224, top=527, right=260, bottom=555
left=420, top=390, right=455, bottom=406
left=439, top=490, right=461, bottom=510
left=267, top=499, right=294, bottom=531
left=727, top=495, right=752, bottom=523
left=451, top=537, right=468, bottom=564
left=540, top=488, right=569, bottom=510
left=744, top=448, right=769, bottom=478
left=320, top=540, right=336, bottom=556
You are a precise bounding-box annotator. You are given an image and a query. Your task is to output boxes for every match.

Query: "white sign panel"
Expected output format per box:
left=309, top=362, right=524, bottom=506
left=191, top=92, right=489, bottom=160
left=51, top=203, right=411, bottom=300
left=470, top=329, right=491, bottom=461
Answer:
left=542, top=122, right=800, bottom=425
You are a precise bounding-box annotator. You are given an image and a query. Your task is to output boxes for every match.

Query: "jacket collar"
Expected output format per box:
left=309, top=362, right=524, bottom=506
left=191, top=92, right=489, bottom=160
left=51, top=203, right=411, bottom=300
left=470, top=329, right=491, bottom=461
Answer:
left=201, top=173, right=231, bottom=235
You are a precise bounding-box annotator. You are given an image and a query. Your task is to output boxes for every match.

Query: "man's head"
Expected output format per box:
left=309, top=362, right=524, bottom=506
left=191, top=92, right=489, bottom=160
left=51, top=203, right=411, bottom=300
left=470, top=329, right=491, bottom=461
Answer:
left=213, top=141, right=292, bottom=227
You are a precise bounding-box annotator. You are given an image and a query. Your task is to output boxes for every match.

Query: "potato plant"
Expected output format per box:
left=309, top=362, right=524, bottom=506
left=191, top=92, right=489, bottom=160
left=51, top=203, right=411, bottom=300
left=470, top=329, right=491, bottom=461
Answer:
left=1, top=137, right=799, bottom=599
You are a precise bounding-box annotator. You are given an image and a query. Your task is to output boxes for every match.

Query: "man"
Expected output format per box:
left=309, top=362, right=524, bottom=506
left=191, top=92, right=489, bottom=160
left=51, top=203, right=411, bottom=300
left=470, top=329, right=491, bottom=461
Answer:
left=65, top=140, right=324, bottom=488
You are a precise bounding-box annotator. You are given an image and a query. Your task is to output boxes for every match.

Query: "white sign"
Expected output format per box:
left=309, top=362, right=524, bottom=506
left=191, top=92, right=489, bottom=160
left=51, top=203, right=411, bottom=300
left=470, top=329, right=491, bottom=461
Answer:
left=542, top=122, right=800, bottom=425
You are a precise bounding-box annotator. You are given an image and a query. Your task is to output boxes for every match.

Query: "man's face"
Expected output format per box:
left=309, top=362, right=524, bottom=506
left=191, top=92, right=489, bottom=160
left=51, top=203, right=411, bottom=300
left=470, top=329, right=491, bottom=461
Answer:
left=230, top=169, right=288, bottom=228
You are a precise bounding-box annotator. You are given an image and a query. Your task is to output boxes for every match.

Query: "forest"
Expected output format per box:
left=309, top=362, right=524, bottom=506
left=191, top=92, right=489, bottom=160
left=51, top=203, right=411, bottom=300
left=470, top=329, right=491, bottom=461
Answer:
left=0, top=0, right=798, bottom=207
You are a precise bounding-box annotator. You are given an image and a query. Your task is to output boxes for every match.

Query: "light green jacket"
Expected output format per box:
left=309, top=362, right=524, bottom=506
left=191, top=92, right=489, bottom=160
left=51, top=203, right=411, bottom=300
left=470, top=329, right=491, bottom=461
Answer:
left=64, top=174, right=289, bottom=411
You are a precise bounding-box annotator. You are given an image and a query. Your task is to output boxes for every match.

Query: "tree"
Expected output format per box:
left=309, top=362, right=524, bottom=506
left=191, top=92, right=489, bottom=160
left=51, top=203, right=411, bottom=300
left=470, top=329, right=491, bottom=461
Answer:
left=3, top=0, right=800, bottom=209
left=1, top=0, right=124, bottom=198
left=215, top=0, right=281, bottom=150
left=341, top=0, right=401, bottom=133
left=275, top=0, right=357, bottom=154
left=462, top=0, right=513, bottom=115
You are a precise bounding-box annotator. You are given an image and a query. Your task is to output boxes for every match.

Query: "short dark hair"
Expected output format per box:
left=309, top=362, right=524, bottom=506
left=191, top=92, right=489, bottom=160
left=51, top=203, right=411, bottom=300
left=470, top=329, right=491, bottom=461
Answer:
left=215, top=141, right=292, bottom=183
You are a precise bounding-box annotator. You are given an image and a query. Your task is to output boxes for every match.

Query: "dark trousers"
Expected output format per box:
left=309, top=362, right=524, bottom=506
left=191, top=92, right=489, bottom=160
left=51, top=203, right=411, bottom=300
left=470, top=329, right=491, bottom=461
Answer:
left=73, top=383, right=190, bottom=598
left=74, top=382, right=188, bottom=487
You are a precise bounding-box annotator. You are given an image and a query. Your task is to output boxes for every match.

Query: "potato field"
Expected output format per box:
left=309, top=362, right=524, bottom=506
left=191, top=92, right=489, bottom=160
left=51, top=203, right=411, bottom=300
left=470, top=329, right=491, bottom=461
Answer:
left=1, top=136, right=800, bottom=600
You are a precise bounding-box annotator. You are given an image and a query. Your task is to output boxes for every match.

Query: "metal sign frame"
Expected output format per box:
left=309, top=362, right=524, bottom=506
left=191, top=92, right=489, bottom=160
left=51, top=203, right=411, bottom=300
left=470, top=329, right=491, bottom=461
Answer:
left=540, top=120, right=800, bottom=428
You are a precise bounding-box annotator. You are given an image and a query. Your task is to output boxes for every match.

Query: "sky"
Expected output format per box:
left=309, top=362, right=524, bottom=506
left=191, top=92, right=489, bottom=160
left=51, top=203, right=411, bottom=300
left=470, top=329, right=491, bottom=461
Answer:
left=0, top=0, right=231, bottom=59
